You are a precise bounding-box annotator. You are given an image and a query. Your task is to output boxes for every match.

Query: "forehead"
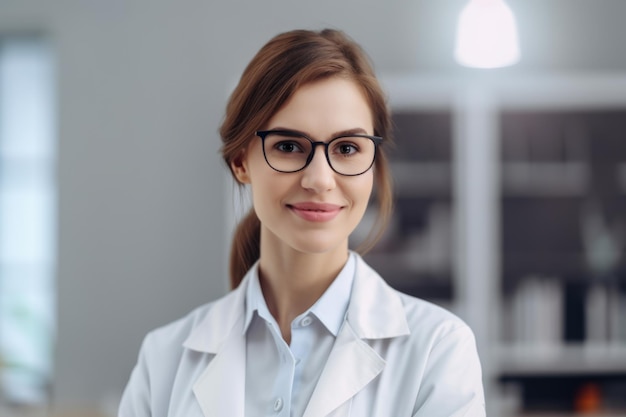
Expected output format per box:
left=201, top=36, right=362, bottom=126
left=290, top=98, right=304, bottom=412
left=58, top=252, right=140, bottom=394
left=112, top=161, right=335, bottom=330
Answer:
left=266, top=77, right=374, bottom=137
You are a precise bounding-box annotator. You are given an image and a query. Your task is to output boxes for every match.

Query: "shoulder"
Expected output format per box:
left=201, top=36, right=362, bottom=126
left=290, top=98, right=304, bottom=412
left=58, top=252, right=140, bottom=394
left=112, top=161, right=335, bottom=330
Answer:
left=396, top=293, right=485, bottom=416
left=395, top=291, right=476, bottom=353
left=140, top=285, right=242, bottom=357
left=390, top=294, right=485, bottom=415
left=139, top=301, right=215, bottom=358
left=398, top=291, right=469, bottom=335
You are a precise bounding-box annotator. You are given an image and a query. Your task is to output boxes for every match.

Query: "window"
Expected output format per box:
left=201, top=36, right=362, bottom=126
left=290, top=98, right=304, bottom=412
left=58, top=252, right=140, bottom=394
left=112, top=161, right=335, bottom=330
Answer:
left=0, top=36, right=55, bottom=404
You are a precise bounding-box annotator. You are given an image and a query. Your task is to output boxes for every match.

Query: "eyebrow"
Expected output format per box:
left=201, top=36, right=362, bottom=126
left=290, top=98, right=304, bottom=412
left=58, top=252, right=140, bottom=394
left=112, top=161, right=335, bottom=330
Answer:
left=268, top=126, right=370, bottom=140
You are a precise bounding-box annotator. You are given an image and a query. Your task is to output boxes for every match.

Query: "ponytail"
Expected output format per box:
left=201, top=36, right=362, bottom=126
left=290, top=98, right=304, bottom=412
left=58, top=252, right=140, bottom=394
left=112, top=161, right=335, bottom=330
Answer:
left=229, top=208, right=261, bottom=288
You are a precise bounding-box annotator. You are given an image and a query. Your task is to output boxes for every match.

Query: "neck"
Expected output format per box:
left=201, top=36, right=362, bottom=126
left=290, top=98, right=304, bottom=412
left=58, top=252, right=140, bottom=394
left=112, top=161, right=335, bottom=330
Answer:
left=257, top=231, right=349, bottom=343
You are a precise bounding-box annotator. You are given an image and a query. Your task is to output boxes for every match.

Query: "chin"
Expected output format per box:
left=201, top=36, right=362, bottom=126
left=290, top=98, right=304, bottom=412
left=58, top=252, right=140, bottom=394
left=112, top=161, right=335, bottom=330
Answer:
left=289, top=235, right=347, bottom=255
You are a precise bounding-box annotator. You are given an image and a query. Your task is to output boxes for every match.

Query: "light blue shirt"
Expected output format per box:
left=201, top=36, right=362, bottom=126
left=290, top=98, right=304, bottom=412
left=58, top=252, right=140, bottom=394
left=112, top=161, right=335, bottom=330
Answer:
left=243, top=253, right=355, bottom=417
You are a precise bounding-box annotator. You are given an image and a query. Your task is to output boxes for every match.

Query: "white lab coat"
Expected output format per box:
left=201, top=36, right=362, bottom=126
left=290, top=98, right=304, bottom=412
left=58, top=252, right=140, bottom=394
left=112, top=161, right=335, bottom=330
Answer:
left=119, top=254, right=486, bottom=417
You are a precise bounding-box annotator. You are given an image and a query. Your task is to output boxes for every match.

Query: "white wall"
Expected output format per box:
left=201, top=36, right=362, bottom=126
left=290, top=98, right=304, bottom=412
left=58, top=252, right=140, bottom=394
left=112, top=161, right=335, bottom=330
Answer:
left=1, top=0, right=626, bottom=410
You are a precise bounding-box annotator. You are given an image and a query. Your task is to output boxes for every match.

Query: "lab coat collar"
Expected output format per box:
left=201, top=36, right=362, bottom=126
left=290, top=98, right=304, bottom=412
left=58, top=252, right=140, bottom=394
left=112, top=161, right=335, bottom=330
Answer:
left=182, top=274, right=249, bottom=353
left=347, top=253, right=411, bottom=339
left=183, top=253, right=409, bottom=352
left=183, top=253, right=410, bottom=417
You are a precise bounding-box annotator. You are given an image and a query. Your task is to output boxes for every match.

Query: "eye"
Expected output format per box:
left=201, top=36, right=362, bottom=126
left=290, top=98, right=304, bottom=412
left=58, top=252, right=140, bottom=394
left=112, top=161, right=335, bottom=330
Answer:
left=333, top=141, right=359, bottom=156
left=275, top=141, right=305, bottom=153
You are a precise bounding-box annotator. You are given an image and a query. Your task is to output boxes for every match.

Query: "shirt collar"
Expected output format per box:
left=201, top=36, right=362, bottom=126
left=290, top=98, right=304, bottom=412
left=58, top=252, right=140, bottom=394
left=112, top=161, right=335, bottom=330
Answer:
left=243, top=252, right=356, bottom=337
left=243, top=261, right=274, bottom=331
left=309, top=252, right=355, bottom=335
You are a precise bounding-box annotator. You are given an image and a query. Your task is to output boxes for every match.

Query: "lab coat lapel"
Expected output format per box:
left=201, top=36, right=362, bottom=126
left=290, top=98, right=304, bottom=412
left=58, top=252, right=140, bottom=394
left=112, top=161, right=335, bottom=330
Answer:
left=184, top=255, right=409, bottom=417
left=303, top=255, right=410, bottom=417
left=184, top=275, right=249, bottom=417
left=191, top=324, right=246, bottom=417
left=303, top=322, right=385, bottom=417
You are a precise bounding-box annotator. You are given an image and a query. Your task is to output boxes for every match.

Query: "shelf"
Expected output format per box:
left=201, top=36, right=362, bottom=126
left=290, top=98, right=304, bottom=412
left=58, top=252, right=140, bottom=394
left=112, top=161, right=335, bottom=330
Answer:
left=496, top=344, right=626, bottom=377
left=501, top=162, right=589, bottom=197
left=500, top=253, right=626, bottom=288
left=388, top=161, right=626, bottom=197
left=502, top=252, right=589, bottom=278
left=362, top=252, right=453, bottom=300
left=391, top=162, right=451, bottom=197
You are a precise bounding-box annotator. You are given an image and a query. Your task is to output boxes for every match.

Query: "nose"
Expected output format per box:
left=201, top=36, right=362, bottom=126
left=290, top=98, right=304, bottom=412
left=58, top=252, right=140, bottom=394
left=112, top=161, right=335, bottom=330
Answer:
left=300, top=145, right=336, bottom=193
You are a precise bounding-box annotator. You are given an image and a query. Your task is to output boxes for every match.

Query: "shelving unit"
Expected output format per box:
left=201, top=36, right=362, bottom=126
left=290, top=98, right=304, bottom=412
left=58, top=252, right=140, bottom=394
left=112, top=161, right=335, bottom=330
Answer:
left=496, top=344, right=626, bottom=376
left=372, top=73, right=626, bottom=416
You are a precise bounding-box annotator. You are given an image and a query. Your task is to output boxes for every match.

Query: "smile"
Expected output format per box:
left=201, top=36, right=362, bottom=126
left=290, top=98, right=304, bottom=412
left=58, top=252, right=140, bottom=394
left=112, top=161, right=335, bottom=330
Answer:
left=288, top=202, right=342, bottom=222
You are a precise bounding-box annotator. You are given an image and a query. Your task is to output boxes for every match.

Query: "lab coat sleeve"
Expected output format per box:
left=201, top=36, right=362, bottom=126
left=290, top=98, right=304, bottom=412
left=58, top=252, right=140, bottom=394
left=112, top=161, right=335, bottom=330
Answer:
left=412, top=325, right=486, bottom=417
left=118, top=336, right=152, bottom=417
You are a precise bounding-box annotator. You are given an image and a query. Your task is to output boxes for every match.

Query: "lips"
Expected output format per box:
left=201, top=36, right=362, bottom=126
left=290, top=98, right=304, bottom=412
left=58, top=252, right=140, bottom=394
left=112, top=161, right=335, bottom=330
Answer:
left=288, top=202, right=342, bottom=222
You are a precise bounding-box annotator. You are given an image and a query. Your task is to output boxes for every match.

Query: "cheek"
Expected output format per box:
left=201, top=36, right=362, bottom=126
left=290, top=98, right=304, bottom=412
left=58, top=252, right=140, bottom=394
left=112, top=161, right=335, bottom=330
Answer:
left=248, top=170, right=290, bottom=210
left=349, top=174, right=374, bottom=207
left=363, top=171, right=375, bottom=196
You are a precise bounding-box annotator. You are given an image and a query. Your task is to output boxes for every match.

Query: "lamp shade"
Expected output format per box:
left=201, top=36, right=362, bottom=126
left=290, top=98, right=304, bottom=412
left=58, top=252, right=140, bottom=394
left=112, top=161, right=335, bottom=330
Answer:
left=454, top=0, right=520, bottom=68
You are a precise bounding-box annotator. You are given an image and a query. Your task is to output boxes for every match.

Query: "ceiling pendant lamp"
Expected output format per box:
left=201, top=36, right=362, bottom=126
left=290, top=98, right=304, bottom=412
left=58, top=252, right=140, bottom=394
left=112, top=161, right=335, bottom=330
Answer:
left=454, top=0, right=520, bottom=69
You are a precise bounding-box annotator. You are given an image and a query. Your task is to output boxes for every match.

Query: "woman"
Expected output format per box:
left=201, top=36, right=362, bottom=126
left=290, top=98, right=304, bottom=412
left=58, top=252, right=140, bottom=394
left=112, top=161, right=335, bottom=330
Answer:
left=119, top=29, right=485, bottom=417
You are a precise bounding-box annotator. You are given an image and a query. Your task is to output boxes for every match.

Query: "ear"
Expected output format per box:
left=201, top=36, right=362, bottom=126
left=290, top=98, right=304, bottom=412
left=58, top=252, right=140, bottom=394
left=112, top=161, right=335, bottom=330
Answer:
left=231, top=152, right=251, bottom=184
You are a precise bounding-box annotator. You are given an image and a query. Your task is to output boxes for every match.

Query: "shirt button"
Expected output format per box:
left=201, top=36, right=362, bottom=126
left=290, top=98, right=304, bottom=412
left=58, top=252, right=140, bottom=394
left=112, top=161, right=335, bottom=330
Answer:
left=300, top=316, right=312, bottom=327
left=273, top=397, right=284, bottom=412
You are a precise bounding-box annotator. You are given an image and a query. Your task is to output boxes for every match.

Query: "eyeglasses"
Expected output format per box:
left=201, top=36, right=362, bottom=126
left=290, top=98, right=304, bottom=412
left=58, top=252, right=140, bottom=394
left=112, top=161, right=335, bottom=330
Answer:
left=256, top=130, right=382, bottom=176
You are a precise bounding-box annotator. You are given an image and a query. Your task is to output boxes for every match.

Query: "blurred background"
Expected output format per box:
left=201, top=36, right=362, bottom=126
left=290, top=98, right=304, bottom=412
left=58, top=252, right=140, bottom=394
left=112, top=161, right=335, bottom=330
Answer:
left=1, top=0, right=625, bottom=416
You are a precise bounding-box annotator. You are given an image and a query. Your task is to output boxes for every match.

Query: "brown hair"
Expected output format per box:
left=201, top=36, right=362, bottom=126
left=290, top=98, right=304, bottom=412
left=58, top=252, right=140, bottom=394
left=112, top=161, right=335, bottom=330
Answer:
left=220, top=29, right=394, bottom=289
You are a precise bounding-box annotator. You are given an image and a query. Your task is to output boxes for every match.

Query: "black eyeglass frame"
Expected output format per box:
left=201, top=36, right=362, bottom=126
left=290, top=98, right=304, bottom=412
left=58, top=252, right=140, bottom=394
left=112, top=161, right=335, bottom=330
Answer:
left=256, top=129, right=383, bottom=176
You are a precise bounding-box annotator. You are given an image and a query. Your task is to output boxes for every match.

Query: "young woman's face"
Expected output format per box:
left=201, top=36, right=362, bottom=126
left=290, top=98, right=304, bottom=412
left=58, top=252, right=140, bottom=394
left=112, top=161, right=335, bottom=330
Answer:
left=233, top=77, right=375, bottom=256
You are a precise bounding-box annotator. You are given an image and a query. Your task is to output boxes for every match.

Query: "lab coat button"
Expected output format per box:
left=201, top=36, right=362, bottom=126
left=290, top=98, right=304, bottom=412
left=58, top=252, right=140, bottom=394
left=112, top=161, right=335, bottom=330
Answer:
left=300, top=316, right=312, bottom=327
left=273, top=397, right=284, bottom=412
